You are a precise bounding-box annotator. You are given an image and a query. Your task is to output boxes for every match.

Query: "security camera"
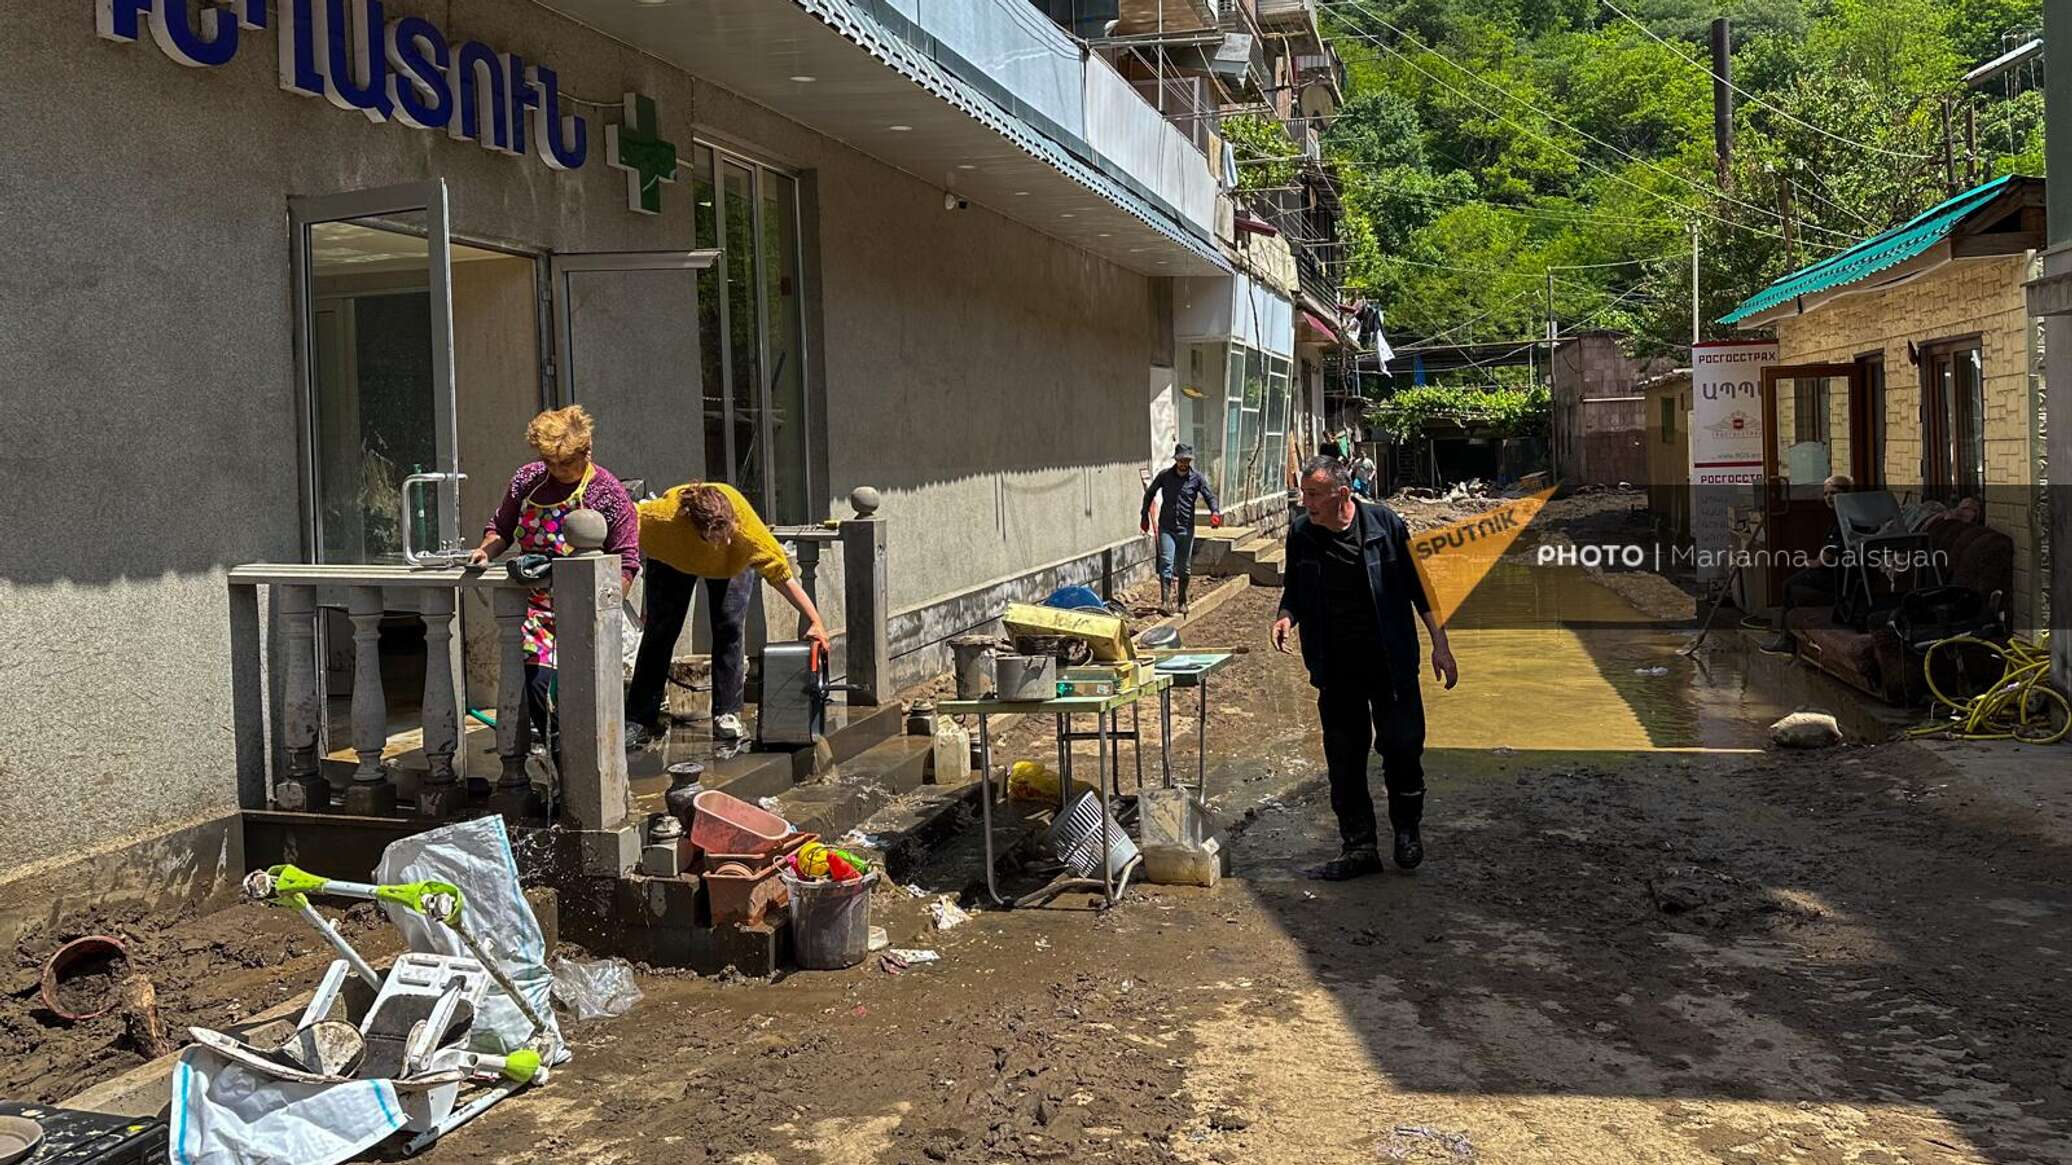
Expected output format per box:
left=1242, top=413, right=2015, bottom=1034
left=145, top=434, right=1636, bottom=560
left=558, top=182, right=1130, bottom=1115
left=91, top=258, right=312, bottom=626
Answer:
left=944, top=191, right=969, bottom=211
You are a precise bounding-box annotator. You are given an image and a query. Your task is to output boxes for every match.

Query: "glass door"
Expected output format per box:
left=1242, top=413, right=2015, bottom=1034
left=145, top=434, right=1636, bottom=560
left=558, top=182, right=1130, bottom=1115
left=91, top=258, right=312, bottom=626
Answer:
left=291, top=181, right=459, bottom=563
left=1759, top=362, right=1860, bottom=602
left=547, top=251, right=721, bottom=494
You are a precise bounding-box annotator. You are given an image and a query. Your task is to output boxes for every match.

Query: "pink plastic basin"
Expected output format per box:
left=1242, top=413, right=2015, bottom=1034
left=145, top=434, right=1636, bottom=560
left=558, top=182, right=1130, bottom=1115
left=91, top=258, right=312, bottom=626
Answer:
left=690, top=790, right=789, bottom=858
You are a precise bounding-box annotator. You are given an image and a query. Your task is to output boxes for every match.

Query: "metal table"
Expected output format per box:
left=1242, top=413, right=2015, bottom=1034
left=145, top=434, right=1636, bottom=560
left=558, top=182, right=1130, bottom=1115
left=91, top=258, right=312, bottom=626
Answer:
left=1147, top=651, right=1236, bottom=800
left=941, top=674, right=1174, bottom=909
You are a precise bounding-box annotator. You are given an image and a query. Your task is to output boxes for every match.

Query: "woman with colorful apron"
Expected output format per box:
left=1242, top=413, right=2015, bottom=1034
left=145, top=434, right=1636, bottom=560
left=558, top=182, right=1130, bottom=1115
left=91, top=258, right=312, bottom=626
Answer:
left=469, top=406, right=640, bottom=778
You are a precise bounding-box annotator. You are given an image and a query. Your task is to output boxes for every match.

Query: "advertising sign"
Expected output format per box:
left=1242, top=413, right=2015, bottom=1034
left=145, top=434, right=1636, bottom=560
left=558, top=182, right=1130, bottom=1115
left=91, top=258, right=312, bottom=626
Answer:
left=1689, top=340, right=1777, bottom=582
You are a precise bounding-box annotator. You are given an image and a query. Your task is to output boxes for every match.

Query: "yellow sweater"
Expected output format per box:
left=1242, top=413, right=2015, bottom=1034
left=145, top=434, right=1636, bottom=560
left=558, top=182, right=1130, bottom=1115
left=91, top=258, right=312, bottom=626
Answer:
left=636, top=483, right=795, bottom=584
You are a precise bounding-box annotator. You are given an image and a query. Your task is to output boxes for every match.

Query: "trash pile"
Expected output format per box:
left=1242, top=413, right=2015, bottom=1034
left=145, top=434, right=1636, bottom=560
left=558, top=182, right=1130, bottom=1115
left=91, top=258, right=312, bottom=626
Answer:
left=167, top=817, right=566, bottom=1165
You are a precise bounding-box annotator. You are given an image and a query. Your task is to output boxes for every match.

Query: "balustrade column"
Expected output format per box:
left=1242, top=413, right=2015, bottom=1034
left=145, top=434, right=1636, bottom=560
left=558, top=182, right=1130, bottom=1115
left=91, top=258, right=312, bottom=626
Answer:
left=492, top=587, right=531, bottom=794
left=418, top=586, right=462, bottom=818
left=275, top=585, right=326, bottom=812
left=342, top=586, right=397, bottom=814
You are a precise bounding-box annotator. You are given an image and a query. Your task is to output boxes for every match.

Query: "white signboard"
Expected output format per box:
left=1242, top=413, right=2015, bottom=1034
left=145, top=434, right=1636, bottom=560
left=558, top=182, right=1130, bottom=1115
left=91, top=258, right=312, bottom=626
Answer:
left=1689, top=340, right=1777, bottom=582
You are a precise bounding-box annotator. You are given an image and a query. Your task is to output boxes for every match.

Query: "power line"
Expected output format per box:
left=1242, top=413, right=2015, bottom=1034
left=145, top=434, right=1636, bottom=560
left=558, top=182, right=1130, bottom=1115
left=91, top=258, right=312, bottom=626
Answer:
left=1335, top=173, right=1682, bottom=228
left=1320, top=1, right=1854, bottom=248
left=1596, top=0, right=1936, bottom=161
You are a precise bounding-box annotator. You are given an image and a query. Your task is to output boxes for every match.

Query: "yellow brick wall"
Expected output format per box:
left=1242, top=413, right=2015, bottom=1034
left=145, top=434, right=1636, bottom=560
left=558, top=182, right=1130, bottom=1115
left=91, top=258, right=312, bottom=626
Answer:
left=1773, top=254, right=2044, bottom=631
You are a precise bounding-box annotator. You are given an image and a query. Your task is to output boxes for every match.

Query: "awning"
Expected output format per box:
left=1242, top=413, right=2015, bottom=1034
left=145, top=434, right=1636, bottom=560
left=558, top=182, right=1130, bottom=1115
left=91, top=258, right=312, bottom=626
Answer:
left=1720, top=175, right=2020, bottom=326
left=1299, top=310, right=1341, bottom=342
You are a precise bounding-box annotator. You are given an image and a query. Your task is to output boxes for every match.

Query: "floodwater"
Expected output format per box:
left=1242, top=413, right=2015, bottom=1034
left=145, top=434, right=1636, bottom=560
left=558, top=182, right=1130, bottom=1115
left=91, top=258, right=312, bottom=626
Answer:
left=1430, top=560, right=1794, bottom=753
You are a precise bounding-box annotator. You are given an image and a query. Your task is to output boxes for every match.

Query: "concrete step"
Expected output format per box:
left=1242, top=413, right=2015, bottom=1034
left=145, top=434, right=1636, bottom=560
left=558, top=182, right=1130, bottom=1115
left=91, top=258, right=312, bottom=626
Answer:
left=1247, top=547, right=1286, bottom=587
left=628, top=699, right=907, bottom=818
left=773, top=735, right=933, bottom=841
left=1204, top=534, right=1280, bottom=578
left=842, top=774, right=985, bottom=884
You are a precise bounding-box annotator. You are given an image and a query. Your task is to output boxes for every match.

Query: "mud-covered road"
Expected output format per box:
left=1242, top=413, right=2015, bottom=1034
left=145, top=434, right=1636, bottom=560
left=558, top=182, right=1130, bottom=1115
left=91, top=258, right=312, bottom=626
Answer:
left=424, top=578, right=2072, bottom=1165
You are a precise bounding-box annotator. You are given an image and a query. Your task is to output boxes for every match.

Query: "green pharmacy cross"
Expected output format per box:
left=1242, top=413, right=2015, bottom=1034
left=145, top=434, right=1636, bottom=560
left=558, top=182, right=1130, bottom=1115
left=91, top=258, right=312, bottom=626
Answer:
left=607, top=92, right=678, bottom=215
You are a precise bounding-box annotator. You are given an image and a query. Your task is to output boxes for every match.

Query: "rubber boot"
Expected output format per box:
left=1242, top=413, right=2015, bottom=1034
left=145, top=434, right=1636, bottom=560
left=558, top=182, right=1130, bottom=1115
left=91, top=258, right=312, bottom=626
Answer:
left=1177, top=574, right=1191, bottom=615
left=1159, top=579, right=1172, bottom=614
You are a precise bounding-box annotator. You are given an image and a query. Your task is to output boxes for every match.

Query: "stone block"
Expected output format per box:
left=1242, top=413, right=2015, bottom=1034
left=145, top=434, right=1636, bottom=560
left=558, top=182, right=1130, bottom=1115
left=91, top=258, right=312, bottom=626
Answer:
left=640, top=844, right=684, bottom=879
left=1143, top=838, right=1222, bottom=888
left=340, top=781, right=396, bottom=816
left=274, top=774, right=330, bottom=813
left=578, top=824, right=640, bottom=877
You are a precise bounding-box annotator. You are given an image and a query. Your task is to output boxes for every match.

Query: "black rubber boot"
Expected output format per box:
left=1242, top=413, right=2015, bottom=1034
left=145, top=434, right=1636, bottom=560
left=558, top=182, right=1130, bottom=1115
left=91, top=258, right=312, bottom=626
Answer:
left=1758, top=632, right=1795, bottom=656
left=1177, top=575, right=1191, bottom=615
left=1307, top=850, right=1384, bottom=881
left=1393, top=826, right=1425, bottom=870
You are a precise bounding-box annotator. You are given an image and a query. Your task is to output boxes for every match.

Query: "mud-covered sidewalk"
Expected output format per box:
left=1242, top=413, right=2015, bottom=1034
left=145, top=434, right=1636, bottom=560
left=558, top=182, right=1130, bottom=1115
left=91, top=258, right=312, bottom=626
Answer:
left=419, top=577, right=2071, bottom=1165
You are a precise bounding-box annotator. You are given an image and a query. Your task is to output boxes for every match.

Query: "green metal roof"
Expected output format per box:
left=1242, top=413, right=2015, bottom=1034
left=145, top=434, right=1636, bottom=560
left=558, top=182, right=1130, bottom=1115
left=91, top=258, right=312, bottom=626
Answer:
left=1719, top=175, right=2021, bottom=325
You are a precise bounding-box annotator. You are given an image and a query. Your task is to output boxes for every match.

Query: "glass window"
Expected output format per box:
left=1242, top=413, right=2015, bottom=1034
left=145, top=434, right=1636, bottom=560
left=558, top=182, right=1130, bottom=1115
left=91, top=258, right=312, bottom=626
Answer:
left=1223, top=346, right=1245, bottom=500
left=1238, top=348, right=1265, bottom=499
left=1792, top=378, right=1828, bottom=445
left=721, top=160, right=765, bottom=513
left=1183, top=342, right=1223, bottom=490
left=692, top=146, right=727, bottom=485
left=1923, top=341, right=1984, bottom=499
left=1956, top=347, right=1984, bottom=497
left=688, top=144, right=815, bottom=523
left=763, top=172, right=809, bottom=526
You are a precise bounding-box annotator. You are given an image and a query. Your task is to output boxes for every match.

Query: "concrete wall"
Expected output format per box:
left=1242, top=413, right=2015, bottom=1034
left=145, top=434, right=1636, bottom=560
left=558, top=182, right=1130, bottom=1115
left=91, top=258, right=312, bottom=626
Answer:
left=688, top=83, right=1160, bottom=656
left=0, top=2, right=1163, bottom=876
left=1774, top=255, right=2045, bottom=632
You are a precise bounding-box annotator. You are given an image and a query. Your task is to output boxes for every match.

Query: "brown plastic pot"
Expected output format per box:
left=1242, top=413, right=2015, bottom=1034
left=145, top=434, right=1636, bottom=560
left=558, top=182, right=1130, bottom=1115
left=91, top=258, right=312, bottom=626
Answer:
left=40, top=935, right=132, bottom=1021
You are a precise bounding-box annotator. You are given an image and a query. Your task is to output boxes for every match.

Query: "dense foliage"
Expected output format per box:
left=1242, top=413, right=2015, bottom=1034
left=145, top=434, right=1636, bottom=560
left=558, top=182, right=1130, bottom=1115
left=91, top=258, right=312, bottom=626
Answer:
left=1324, top=0, right=2046, bottom=365
left=1368, top=383, right=1553, bottom=441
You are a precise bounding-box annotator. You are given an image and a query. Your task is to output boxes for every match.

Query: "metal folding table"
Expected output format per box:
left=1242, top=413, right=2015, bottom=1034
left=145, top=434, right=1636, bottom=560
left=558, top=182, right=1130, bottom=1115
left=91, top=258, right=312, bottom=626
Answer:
left=941, top=675, right=1174, bottom=908
left=1147, top=651, right=1236, bottom=800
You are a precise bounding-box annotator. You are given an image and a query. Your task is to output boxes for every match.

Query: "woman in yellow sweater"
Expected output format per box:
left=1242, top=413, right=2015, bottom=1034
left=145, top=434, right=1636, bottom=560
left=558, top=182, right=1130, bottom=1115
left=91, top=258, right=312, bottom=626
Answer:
left=626, top=482, right=832, bottom=745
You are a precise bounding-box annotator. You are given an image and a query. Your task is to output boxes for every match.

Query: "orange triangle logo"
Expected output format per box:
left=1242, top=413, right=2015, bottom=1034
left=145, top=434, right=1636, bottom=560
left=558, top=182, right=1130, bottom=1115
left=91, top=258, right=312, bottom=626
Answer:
left=1406, top=487, right=1557, bottom=626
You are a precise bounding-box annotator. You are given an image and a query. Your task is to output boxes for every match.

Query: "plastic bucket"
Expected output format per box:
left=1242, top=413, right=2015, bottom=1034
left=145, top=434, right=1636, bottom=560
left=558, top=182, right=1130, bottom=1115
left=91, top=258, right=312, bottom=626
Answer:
left=690, top=789, right=789, bottom=858
left=779, top=869, right=878, bottom=970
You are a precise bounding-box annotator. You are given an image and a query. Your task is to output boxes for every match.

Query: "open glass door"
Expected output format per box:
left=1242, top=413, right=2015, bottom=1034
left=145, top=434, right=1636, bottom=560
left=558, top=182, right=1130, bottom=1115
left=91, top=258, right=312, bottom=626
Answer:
left=289, top=181, right=462, bottom=775
left=291, top=182, right=460, bottom=563
left=548, top=251, right=720, bottom=493
left=1758, top=362, right=1861, bottom=606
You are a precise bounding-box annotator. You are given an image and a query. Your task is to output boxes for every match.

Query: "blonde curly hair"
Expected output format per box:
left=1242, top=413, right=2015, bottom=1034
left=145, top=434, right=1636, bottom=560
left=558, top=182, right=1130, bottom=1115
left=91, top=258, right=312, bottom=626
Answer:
left=527, top=405, right=594, bottom=463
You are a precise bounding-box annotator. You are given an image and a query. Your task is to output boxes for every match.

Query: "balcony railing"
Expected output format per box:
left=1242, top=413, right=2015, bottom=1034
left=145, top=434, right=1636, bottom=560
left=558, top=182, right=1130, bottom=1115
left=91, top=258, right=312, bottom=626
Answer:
left=226, top=495, right=892, bottom=849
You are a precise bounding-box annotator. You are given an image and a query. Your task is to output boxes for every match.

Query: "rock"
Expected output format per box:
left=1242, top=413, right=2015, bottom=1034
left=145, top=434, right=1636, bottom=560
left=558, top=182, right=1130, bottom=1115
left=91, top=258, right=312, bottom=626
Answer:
left=1770, top=712, right=1842, bottom=749
left=1208, top=1111, right=1251, bottom=1132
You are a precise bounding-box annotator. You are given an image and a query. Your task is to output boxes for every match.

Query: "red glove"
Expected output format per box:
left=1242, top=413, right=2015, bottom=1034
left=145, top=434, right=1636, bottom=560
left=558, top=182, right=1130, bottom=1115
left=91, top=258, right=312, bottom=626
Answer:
left=1140, top=519, right=1150, bottom=535
left=1210, top=514, right=1223, bottom=529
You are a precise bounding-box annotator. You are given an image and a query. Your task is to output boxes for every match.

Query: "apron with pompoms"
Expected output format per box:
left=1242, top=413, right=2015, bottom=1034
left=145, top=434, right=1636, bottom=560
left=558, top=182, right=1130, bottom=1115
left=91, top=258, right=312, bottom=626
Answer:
left=516, top=463, right=593, bottom=668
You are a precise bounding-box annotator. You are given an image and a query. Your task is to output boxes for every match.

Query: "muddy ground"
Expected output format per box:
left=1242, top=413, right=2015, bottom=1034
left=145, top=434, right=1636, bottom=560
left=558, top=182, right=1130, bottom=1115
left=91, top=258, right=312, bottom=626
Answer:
left=3, top=899, right=397, bottom=1102
left=435, top=581, right=2068, bottom=1165
left=17, top=502, right=2072, bottom=1163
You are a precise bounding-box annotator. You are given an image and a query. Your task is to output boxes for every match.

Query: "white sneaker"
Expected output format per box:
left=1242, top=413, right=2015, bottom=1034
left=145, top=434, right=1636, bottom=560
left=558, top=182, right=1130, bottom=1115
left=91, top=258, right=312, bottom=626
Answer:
left=714, top=713, right=745, bottom=740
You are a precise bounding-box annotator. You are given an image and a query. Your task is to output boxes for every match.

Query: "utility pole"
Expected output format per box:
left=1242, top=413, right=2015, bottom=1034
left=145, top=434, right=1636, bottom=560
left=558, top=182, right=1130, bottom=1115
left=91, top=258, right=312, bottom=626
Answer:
left=1777, top=177, right=1797, bottom=268
left=1544, top=269, right=1556, bottom=382
left=1711, top=18, right=1733, bottom=192
left=1965, top=100, right=1979, bottom=186
left=1941, top=97, right=1957, bottom=195
left=1690, top=221, right=1701, bottom=346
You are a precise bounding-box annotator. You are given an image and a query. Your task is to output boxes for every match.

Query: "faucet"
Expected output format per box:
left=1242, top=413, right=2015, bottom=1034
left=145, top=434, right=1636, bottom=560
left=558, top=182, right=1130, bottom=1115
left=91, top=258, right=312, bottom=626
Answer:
left=401, top=471, right=470, bottom=568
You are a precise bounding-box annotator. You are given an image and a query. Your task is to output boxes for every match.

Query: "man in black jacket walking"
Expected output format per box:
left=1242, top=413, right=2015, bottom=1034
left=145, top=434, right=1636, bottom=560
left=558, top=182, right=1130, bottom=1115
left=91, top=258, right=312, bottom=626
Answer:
left=1272, top=456, right=1458, bottom=879
left=1140, top=444, right=1222, bottom=614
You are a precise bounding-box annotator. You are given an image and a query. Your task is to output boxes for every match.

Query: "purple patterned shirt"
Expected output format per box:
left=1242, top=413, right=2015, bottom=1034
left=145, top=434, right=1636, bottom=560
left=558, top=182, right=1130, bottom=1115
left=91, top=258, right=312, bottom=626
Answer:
left=488, top=461, right=641, bottom=582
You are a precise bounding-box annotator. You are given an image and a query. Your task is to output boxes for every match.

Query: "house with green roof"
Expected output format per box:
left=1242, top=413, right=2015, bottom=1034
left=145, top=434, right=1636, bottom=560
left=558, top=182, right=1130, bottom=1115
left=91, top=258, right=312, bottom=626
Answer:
left=1721, top=175, right=2049, bottom=636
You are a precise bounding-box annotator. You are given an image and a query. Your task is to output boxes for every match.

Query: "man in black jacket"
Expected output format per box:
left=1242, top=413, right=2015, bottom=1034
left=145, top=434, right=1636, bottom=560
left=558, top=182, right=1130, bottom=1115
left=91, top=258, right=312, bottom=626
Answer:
left=1140, top=443, right=1222, bottom=613
left=1272, top=457, right=1458, bottom=879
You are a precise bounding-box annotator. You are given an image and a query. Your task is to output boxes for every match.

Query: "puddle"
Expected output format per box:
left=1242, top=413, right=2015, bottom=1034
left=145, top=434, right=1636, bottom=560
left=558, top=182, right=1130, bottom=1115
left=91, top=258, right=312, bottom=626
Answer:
left=1429, top=562, right=1820, bottom=752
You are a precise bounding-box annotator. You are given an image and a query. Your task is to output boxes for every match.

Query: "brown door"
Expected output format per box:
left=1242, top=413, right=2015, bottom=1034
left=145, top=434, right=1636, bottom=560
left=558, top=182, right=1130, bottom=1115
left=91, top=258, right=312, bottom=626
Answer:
left=1759, top=362, right=1862, bottom=604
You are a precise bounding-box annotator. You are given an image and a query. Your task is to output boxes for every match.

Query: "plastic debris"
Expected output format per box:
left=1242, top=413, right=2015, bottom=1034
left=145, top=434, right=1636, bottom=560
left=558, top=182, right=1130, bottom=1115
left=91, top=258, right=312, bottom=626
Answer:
left=888, top=949, right=939, bottom=964
left=1771, top=711, right=1842, bottom=748
left=930, top=898, right=972, bottom=930
left=550, top=956, right=642, bottom=1021
left=867, top=926, right=889, bottom=952
left=879, top=949, right=941, bottom=975
left=757, top=796, right=784, bottom=813
left=840, top=830, right=884, bottom=849
left=1377, top=1124, right=1476, bottom=1162
left=1633, top=666, right=1670, bottom=676
left=903, top=883, right=930, bottom=899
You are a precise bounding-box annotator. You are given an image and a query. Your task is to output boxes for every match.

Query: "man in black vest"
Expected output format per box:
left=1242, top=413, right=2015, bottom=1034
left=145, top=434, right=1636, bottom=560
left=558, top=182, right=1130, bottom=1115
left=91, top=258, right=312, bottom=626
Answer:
left=1272, top=457, right=1458, bottom=879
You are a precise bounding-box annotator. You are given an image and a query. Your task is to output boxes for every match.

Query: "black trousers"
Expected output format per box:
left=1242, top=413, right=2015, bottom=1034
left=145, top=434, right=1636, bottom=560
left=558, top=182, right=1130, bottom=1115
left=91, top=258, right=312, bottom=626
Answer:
left=1770, top=566, right=1837, bottom=632
left=1316, top=675, right=1426, bottom=854
left=625, top=559, right=755, bottom=728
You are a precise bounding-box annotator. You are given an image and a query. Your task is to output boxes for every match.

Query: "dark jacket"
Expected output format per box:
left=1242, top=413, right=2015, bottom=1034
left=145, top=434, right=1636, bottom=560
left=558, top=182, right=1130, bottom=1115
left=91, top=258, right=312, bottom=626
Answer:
left=1278, top=499, right=1431, bottom=691
left=1141, top=467, right=1221, bottom=534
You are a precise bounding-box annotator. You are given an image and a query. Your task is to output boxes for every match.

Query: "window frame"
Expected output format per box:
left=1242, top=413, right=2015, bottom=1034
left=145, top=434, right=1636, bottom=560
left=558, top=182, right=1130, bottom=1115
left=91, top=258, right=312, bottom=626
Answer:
left=1919, top=335, right=1985, bottom=500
